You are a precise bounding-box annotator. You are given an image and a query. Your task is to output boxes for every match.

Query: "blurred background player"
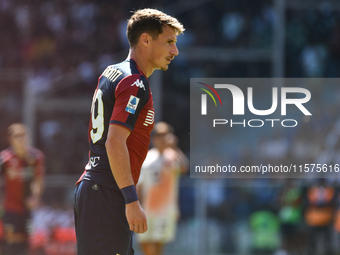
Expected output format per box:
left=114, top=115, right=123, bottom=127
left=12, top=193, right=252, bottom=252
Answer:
left=0, top=123, right=45, bottom=255
left=276, top=179, right=304, bottom=255
left=137, top=122, right=188, bottom=255
left=304, top=178, right=335, bottom=255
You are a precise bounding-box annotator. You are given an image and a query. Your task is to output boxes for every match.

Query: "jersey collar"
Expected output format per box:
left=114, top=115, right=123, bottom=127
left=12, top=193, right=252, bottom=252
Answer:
left=126, top=58, right=148, bottom=78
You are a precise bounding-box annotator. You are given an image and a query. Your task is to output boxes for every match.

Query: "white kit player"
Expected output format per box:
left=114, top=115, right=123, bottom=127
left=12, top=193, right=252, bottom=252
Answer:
left=137, top=122, right=188, bottom=255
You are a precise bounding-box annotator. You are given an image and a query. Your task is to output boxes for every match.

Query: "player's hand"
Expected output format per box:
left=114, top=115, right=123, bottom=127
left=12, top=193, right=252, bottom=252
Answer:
left=26, top=196, right=40, bottom=210
left=125, top=200, right=148, bottom=233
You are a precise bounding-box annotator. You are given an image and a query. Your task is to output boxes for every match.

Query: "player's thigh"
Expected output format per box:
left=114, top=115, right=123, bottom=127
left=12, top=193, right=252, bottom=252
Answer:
left=74, top=180, right=133, bottom=255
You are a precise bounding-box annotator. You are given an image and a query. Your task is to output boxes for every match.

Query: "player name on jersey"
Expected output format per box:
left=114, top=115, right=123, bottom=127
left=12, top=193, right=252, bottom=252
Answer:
left=102, top=66, right=123, bottom=82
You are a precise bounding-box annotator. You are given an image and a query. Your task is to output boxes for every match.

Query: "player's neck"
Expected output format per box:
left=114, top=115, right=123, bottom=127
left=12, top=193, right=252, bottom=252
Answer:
left=11, top=146, right=27, bottom=159
left=128, top=49, right=154, bottom=78
left=157, top=146, right=167, bottom=154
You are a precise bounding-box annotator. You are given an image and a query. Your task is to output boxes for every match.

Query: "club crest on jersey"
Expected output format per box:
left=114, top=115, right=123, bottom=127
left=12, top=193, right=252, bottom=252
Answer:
left=131, top=79, right=145, bottom=90
left=125, top=95, right=140, bottom=114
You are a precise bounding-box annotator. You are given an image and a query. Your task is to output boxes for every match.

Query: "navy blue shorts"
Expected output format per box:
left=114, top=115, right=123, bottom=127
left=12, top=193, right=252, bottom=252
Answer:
left=3, top=211, right=31, bottom=235
left=74, top=180, right=134, bottom=255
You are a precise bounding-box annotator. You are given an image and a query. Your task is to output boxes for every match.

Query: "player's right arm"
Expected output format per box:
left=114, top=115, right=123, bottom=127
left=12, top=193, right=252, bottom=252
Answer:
left=105, top=124, right=147, bottom=234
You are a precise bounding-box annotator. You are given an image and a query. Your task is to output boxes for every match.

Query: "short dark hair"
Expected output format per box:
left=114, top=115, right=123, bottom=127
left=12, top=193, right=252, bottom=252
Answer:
left=127, top=8, right=185, bottom=48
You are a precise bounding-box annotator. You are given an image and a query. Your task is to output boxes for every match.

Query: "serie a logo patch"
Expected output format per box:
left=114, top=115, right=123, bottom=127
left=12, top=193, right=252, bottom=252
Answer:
left=125, top=95, right=140, bottom=114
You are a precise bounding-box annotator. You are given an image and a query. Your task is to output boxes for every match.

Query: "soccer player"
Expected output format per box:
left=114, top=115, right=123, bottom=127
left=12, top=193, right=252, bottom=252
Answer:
left=137, top=122, right=188, bottom=255
left=0, top=123, right=45, bottom=255
left=73, top=8, right=185, bottom=255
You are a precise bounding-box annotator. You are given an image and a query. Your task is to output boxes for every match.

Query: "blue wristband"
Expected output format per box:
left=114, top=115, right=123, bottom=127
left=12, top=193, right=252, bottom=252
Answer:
left=120, top=185, right=138, bottom=204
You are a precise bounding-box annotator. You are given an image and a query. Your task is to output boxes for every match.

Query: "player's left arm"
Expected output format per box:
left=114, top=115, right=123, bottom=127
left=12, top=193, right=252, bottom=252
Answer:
left=33, top=151, right=45, bottom=197
left=27, top=151, right=45, bottom=209
left=107, top=74, right=150, bottom=233
left=31, top=177, right=44, bottom=199
left=175, top=148, right=189, bottom=174
left=106, top=124, right=147, bottom=234
left=164, top=133, right=189, bottom=174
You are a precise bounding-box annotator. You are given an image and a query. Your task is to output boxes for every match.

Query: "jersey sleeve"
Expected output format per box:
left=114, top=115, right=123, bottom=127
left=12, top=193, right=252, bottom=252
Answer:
left=110, top=74, right=149, bottom=131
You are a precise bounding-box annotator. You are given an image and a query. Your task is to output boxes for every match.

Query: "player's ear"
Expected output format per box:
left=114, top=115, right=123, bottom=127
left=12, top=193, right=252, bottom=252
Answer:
left=140, top=33, right=151, bottom=47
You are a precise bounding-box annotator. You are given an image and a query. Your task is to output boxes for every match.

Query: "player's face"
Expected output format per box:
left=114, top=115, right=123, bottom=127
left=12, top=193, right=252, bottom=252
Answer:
left=149, top=25, right=179, bottom=71
left=153, top=132, right=168, bottom=150
left=9, top=126, right=28, bottom=152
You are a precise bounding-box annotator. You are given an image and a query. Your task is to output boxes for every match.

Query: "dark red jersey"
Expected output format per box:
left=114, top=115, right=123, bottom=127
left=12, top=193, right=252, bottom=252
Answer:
left=78, top=59, right=155, bottom=189
left=0, top=147, right=45, bottom=213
